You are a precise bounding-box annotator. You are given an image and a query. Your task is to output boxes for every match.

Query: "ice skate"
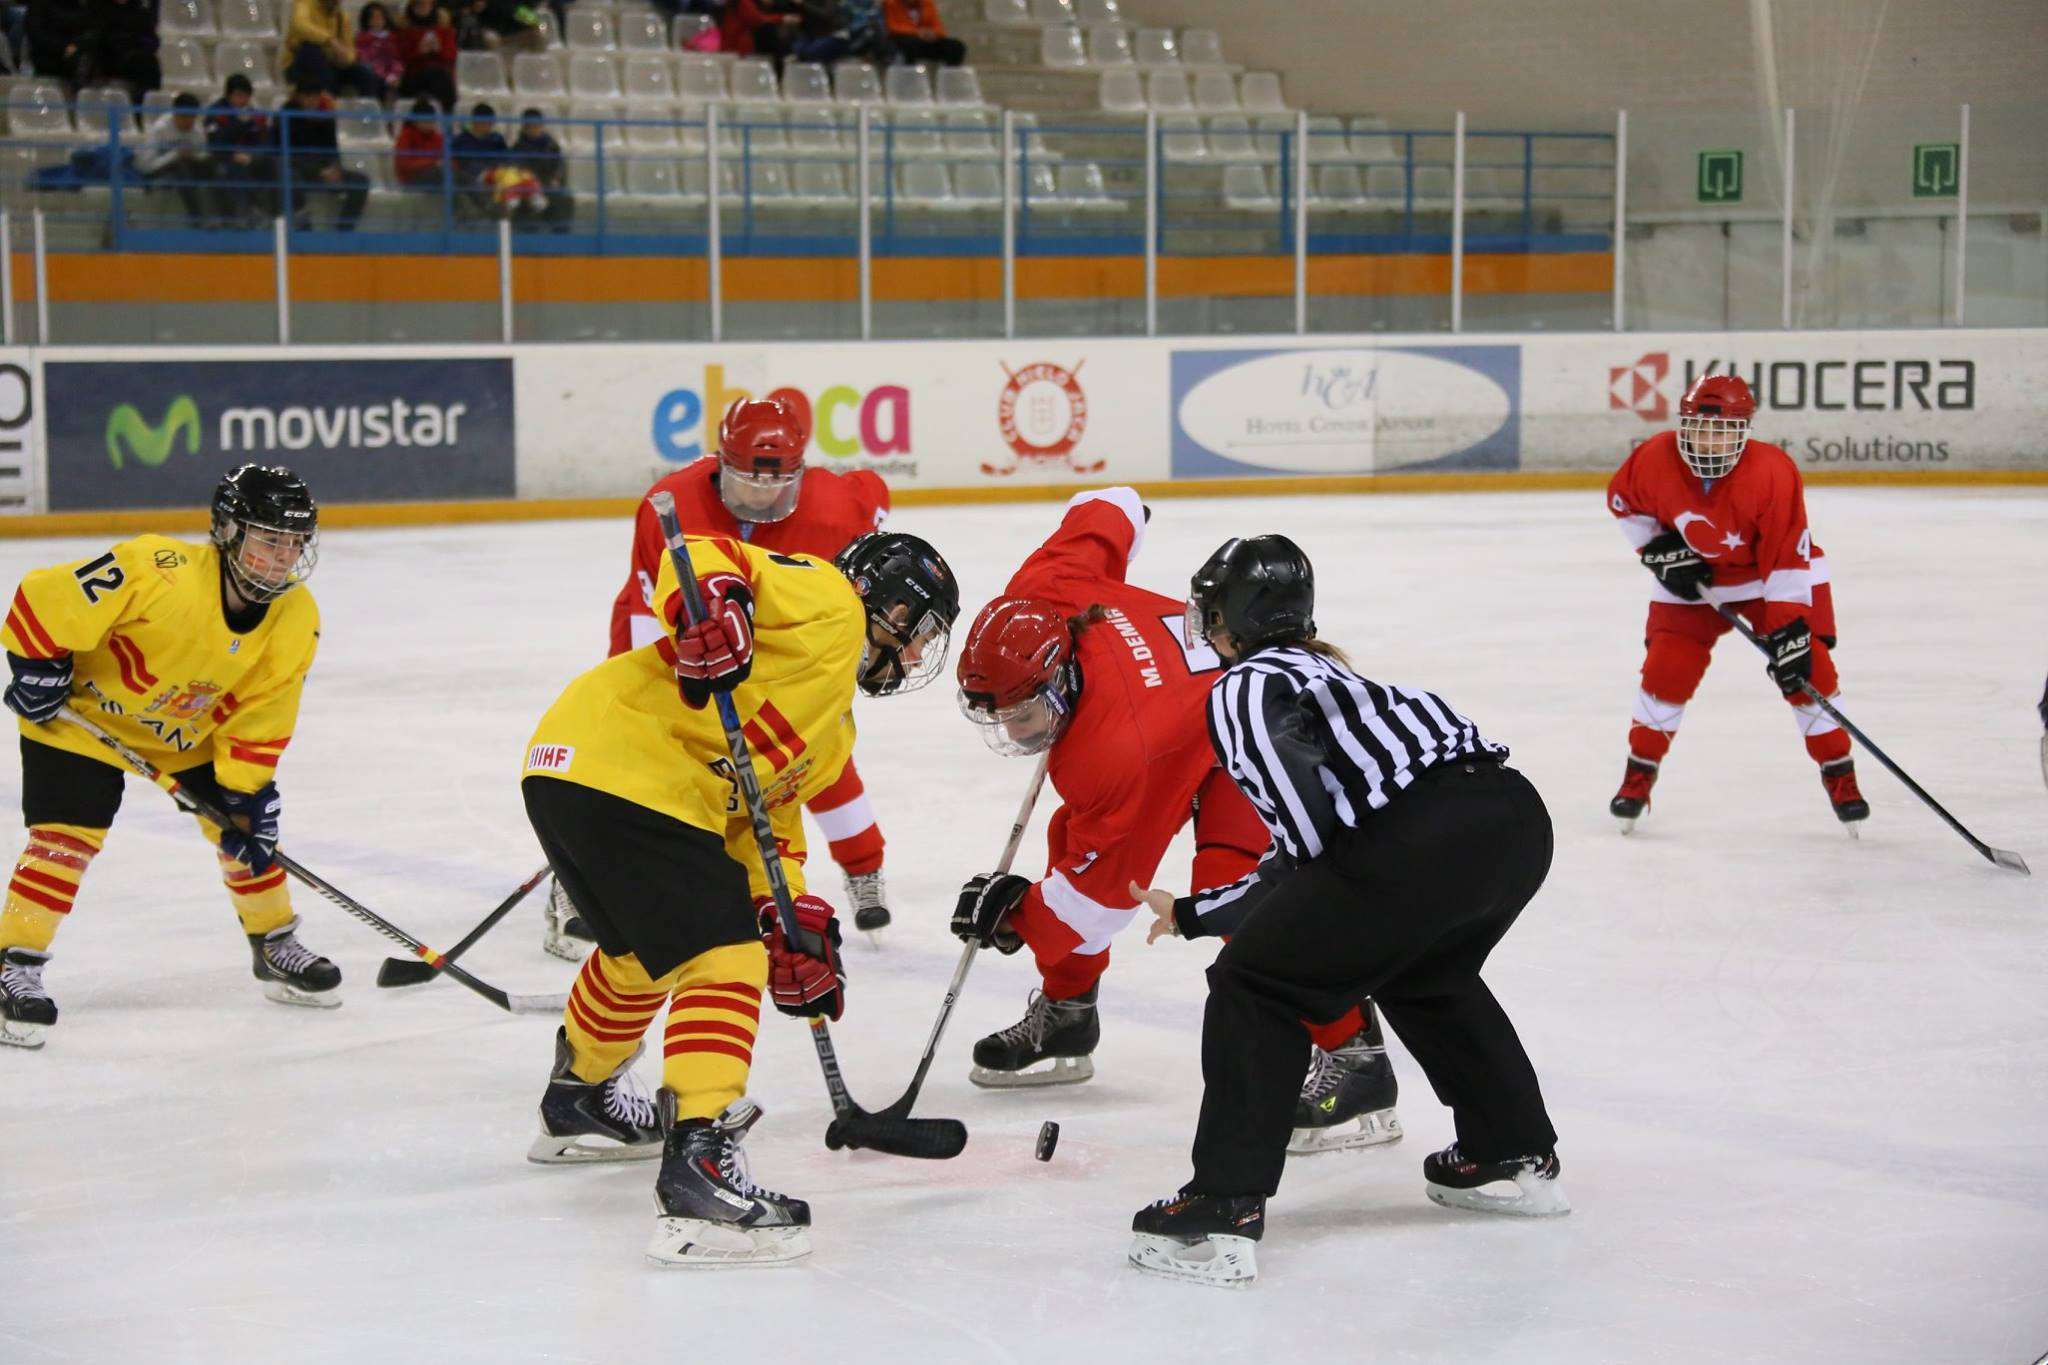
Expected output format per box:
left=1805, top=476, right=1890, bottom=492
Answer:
left=541, top=875, right=597, bottom=962
left=0, top=947, right=58, bottom=1049
left=528, top=1027, right=662, bottom=1164
left=1288, top=1033, right=1402, bottom=1155
left=845, top=870, right=891, bottom=937
left=247, top=917, right=341, bottom=1008
left=1127, top=1193, right=1263, bottom=1288
left=1820, top=757, right=1869, bottom=837
left=647, top=1091, right=811, bottom=1268
left=969, top=985, right=1098, bottom=1088
left=1423, top=1144, right=1570, bottom=1217
left=1608, top=756, right=1658, bottom=833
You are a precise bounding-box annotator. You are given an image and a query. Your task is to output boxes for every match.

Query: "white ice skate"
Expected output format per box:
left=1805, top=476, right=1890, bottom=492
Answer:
left=541, top=875, right=594, bottom=962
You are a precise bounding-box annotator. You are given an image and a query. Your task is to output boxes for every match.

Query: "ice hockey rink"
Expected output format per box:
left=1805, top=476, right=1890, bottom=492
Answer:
left=2, top=486, right=2043, bottom=1364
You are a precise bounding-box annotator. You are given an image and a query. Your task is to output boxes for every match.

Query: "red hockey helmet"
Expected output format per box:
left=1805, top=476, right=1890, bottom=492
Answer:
left=956, top=596, right=1079, bottom=756
left=716, top=396, right=807, bottom=522
left=1675, top=373, right=1755, bottom=480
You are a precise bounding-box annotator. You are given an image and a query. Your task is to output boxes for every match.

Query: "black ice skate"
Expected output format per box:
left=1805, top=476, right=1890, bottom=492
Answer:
left=1423, top=1143, right=1571, bottom=1217
left=1289, top=1030, right=1402, bottom=1155
left=247, top=916, right=341, bottom=1008
left=527, top=1027, right=662, bottom=1164
left=541, top=875, right=597, bottom=962
left=845, top=870, right=891, bottom=936
left=1128, top=1192, right=1264, bottom=1288
left=969, top=985, right=1099, bottom=1088
left=0, top=946, right=58, bottom=1049
left=648, top=1090, right=810, bottom=1268
left=1609, top=756, right=1659, bottom=832
left=1820, top=757, right=1870, bottom=836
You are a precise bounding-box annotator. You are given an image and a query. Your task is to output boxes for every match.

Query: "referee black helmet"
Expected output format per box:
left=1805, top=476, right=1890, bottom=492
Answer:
left=1188, top=535, right=1316, bottom=653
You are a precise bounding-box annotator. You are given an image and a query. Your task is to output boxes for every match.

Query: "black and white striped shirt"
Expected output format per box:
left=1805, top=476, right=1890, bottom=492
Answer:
left=1178, top=644, right=1505, bottom=936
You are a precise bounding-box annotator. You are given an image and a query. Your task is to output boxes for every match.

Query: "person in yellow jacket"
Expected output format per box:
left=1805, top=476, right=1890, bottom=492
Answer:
left=0, top=465, right=332, bottom=1050
left=521, top=527, right=958, bottom=1267
left=283, top=0, right=386, bottom=99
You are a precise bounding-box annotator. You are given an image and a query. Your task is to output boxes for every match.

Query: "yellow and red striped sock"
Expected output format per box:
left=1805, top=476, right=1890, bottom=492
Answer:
left=0, top=824, right=105, bottom=953
left=661, top=941, right=767, bottom=1121
left=562, top=949, right=671, bottom=1083
left=215, top=848, right=294, bottom=938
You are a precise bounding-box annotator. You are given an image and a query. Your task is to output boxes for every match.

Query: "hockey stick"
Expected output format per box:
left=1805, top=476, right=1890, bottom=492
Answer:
left=834, top=749, right=1052, bottom=1141
left=374, top=863, right=551, bottom=988
left=1703, top=600, right=2030, bottom=875
left=649, top=492, right=967, bottom=1160
left=54, top=708, right=571, bottom=1013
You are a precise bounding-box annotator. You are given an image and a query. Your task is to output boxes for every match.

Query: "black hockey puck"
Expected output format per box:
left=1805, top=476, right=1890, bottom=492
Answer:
left=1035, top=1120, right=1059, bottom=1162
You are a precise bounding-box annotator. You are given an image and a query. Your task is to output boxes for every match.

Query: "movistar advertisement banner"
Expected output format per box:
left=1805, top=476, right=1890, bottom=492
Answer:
left=42, top=359, right=516, bottom=511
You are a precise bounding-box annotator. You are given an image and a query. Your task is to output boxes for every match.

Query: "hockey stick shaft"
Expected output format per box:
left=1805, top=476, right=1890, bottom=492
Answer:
left=376, top=862, right=551, bottom=987
left=648, top=493, right=962, bottom=1159
left=55, top=708, right=570, bottom=1011
left=1706, top=600, right=2029, bottom=875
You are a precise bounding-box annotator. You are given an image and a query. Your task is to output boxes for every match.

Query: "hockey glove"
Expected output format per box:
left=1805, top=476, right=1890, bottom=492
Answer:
left=672, top=573, right=755, bottom=709
left=758, top=893, right=846, bottom=1021
left=1762, top=618, right=1814, bottom=697
left=951, top=872, right=1029, bottom=954
left=1638, top=530, right=1710, bottom=601
left=4, top=651, right=72, bottom=724
left=216, top=782, right=283, bottom=874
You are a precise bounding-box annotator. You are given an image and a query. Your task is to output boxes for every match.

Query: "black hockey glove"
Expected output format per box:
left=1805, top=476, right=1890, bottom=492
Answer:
left=217, top=782, right=283, bottom=874
left=4, top=651, right=72, bottom=724
left=1638, top=530, right=1710, bottom=601
left=951, top=872, right=1029, bottom=954
left=1762, top=618, right=1813, bottom=697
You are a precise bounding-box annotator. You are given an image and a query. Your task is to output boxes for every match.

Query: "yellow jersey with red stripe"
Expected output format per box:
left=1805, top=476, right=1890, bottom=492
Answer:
left=522, top=535, right=863, bottom=898
left=3, top=534, right=320, bottom=793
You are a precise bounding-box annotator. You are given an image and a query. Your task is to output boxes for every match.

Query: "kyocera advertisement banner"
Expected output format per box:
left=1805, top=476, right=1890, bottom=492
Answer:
left=512, top=340, right=1166, bottom=497
left=42, top=358, right=517, bottom=511
left=1521, top=329, right=2048, bottom=472
left=1168, top=345, right=1522, bottom=478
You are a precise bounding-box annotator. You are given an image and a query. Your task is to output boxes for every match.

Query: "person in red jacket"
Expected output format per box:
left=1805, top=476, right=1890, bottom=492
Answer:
left=1606, top=372, right=1867, bottom=832
left=949, top=490, right=1397, bottom=1153
left=392, top=97, right=443, bottom=187
left=395, top=0, right=456, bottom=111
left=544, top=395, right=896, bottom=959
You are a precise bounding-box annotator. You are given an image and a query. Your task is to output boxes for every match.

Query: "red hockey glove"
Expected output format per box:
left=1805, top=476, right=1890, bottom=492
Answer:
left=757, top=893, right=846, bottom=1021
left=672, top=572, right=754, bottom=708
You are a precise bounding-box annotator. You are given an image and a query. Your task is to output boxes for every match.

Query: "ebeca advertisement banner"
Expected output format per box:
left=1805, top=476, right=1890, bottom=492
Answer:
left=43, top=359, right=517, bottom=510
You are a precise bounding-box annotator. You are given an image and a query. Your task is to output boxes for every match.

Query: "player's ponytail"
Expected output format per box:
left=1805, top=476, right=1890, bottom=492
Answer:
left=1293, top=636, right=1353, bottom=667
left=1065, top=603, right=1108, bottom=637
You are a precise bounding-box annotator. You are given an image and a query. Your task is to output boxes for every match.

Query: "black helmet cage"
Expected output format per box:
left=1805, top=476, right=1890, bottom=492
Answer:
left=212, top=463, right=319, bottom=603
left=835, top=532, right=960, bottom=696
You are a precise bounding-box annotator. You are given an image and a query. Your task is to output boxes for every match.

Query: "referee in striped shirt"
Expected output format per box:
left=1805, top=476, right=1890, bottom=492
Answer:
left=1128, top=535, right=1564, bottom=1286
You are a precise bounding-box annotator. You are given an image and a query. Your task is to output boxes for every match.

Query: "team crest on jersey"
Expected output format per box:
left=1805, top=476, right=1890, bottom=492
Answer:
left=526, top=743, right=575, bottom=774
left=147, top=681, right=223, bottom=721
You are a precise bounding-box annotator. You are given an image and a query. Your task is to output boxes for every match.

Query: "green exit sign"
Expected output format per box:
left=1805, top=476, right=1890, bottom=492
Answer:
left=1913, top=142, right=1959, bottom=197
left=1697, top=149, right=1743, bottom=204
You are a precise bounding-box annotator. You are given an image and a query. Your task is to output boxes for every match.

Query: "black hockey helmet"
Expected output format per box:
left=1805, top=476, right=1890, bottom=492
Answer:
left=835, top=531, right=960, bottom=696
left=211, top=463, right=318, bottom=603
left=1187, top=534, right=1315, bottom=654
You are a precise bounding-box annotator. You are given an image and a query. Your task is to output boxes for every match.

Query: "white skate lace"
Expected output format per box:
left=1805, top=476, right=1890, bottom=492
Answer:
left=1301, top=1046, right=1342, bottom=1102
left=845, top=871, right=885, bottom=911
left=265, top=933, right=320, bottom=975
left=995, top=989, right=1056, bottom=1050
left=0, top=956, right=50, bottom=1003
left=715, top=1133, right=788, bottom=1202
left=602, top=1071, right=656, bottom=1131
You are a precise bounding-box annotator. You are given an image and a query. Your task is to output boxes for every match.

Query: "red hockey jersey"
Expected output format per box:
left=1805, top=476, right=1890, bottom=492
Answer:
left=609, top=459, right=891, bottom=655
left=1007, top=488, right=1262, bottom=957
left=1607, top=431, right=1831, bottom=634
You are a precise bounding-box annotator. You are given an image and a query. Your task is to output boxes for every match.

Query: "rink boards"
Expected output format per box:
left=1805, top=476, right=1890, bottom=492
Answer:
left=0, top=326, right=2043, bottom=525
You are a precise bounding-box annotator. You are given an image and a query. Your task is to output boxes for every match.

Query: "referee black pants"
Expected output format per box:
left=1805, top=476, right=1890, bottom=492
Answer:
left=1188, top=760, right=1558, bottom=1198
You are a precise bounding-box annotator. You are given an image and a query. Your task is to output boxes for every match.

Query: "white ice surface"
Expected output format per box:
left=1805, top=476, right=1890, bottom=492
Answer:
left=2, top=488, right=2044, bottom=1364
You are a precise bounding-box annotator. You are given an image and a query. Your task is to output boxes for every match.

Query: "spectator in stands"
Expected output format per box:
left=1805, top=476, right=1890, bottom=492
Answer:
left=78, top=0, right=160, bottom=97
left=720, top=0, right=800, bottom=61
left=25, top=0, right=86, bottom=88
left=206, top=72, right=276, bottom=223
left=512, top=106, right=571, bottom=232
left=355, top=3, right=404, bottom=92
left=137, top=91, right=219, bottom=226
left=397, top=0, right=459, bottom=111
left=1, top=3, right=30, bottom=74
left=278, top=80, right=370, bottom=230
left=455, top=0, right=547, bottom=54
left=883, top=0, right=962, bottom=67
left=286, top=0, right=387, bottom=100
left=449, top=100, right=507, bottom=220
left=392, top=95, right=445, bottom=188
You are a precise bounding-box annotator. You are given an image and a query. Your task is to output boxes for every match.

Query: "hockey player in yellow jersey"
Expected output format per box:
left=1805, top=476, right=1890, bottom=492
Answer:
left=520, top=527, right=958, bottom=1267
left=0, top=465, right=333, bottom=1049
